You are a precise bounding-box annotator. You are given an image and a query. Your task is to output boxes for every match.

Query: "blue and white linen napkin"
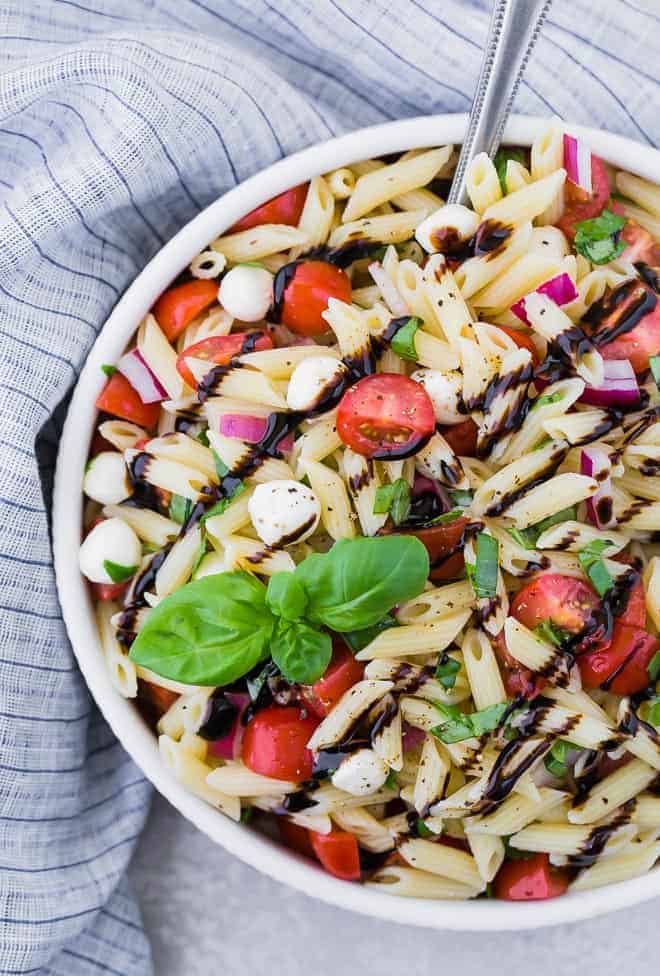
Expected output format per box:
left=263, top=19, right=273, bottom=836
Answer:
left=0, top=1, right=657, bottom=973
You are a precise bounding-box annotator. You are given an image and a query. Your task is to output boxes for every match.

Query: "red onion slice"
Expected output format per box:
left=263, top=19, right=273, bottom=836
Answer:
left=563, top=133, right=593, bottom=194
left=117, top=348, right=168, bottom=404
left=219, top=413, right=294, bottom=452
left=368, top=261, right=409, bottom=317
left=511, top=273, right=578, bottom=325
left=402, top=721, right=426, bottom=753
left=412, top=473, right=451, bottom=512
left=581, top=446, right=616, bottom=530
left=581, top=359, right=640, bottom=407
left=206, top=692, right=250, bottom=760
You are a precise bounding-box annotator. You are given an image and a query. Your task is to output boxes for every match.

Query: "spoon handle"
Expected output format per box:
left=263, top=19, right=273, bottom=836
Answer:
left=447, top=0, right=553, bottom=206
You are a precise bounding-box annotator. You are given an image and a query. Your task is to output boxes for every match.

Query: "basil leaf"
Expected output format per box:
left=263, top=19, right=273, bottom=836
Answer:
left=212, top=449, right=230, bottom=478
left=574, top=209, right=626, bottom=265
left=415, top=818, right=434, bottom=838
left=201, top=482, right=246, bottom=523
left=650, top=355, right=660, bottom=390
left=101, top=363, right=117, bottom=377
left=270, top=618, right=332, bottom=685
left=469, top=532, right=498, bottom=599
left=449, top=489, right=473, bottom=507
left=644, top=698, right=660, bottom=728
left=373, top=478, right=411, bottom=525
left=342, top=615, right=399, bottom=652
left=129, top=571, right=274, bottom=685
left=384, top=769, right=399, bottom=790
left=534, top=620, right=571, bottom=648
left=427, top=507, right=463, bottom=526
left=246, top=659, right=279, bottom=703
left=390, top=316, right=422, bottom=361
left=103, top=560, right=137, bottom=583
left=493, top=147, right=527, bottom=194
left=294, top=536, right=429, bottom=632
left=190, top=537, right=209, bottom=578
left=508, top=506, right=577, bottom=550
left=543, top=738, right=578, bottom=778
left=533, top=390, right=564, bottom=410
left=578, top=540, right=614, bottom=596
left=169, top=493, right=193, bottom=525
left=432, top=701, right=508, bottom=744
left=648, top=650, right=660, bottom=683
left=435, top=653, right=461, bottom=689
left=197, top=429, right=210, bottom=447
left=266, top=572, right=308, bottom=621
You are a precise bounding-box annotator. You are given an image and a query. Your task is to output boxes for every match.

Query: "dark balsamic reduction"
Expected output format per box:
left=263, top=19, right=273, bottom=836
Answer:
left=634, top=262, right=660, bottom=293
left=197, top=691, right=238, bottom=740
left=406, top=491, right=447, bottom=526
left=484, top=447, right=567, bottom=517
left=473, top=735, right=560, bottom=815
left=567, top=567, right=640, bottom=654
left=535, top=323, right=597, bottom=385
left=474, top=220, right=512, bottom=259
left=584, top=279, right=657, bottom=348
left=567, top=800, right=636, bottom=868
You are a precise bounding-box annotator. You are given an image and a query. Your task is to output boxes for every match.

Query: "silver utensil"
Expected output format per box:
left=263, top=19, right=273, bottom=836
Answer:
left=447, top=0, right=553, bottom=206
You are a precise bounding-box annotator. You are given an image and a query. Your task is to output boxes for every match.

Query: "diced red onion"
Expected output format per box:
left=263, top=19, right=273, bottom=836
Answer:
left=563, top=133, right=593, bottom=195
left=402, top=721, right=426, bottom=753
left=511, top=273, right=578, bottom=325
left=117, top=348, right=168, bottom=403
left=219, top=413, right=293, bottom=452
left=206, top=692, right=250, bottom=760
left=581, top=359, right=640, bottom=407
left=581, top=446, right=616, bottom=530
left=412, top=473, right=451, bottom=512
left=368, top=261, right=409, bottom=317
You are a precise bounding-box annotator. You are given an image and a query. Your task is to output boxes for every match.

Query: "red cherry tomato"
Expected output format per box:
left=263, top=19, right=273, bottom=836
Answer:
left=492, top=630, right=547, bottom=700
left=95, top=372, right=161, bottom=429
left=91, top=580, right=129, bottom=602
left=597, top=284, right=660, bottom=373
left=557, top=154, right=611, bottom=240
left=280, top=260, right=352, bottom=336
left=496, top=326, right=540, bottom=366
left=401, top=515, right=470, bottom=583
left=439, top=418, right=478, bottom=457
left=242, top=705, right=319, bottom=782
left=153, top=279, right=218, bottom=342
left=337, top=373, right=435, bottom=459
left=310, top=641, right=364, bottom=716
left=278, top=818, right=317, bottom=860
left=138, top=680, right=179, bottom=719
left=494, top=854, right=568, bottom=901
left=617, top=575, right=647, bottom=629
left=619, top=217, right=660, bottom=266
left=175, top=330, right=273, bottom=387
left=578, top=623, right=659, bottom=695
left=510, top=573, right=600, bottom=635
left=229, top=184, right=309, bottom=233
left=309, top=828, right=361, bottom=881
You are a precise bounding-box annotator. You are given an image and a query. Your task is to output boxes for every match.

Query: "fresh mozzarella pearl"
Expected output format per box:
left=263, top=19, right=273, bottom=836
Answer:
left=218, top=265, right=274, bottom=322
left=415, top=204, right=480, bottom=254
left=331, top=748, right=389, bottom=796
left=79, top=517, right=142, bottom=584
left=411, top=368, right=464, bottom=424
left=286, top=355, right=347, bottom=411
left=529, top=226, right=570, bottom=260
left=83, top=451, right=131, bottom=505
left=248, top=480, right=321, bottom=547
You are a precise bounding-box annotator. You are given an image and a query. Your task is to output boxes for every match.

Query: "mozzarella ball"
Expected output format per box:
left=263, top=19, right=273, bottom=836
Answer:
left=331, top=748, right=389, bottom=796
left=219, top=265, right=274, bottom=322
left=79, top=517, right=142, bottom=584
left=529, top=226, right=570, bottom=260
left=248, top=480, right=321, bottom=547
left=415, top=204, right=480, bottom=254
left=286, top=355, right=348, bottom=411
left=411, top=368, right=464, bottom=425
left=83, top=451, right=132, bottom=505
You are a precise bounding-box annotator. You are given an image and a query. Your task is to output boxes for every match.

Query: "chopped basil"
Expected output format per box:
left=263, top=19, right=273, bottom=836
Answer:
left=212, top=449, right=230, bottom=478
left=101, top=364, right=117, bottom=377
left=467, top=532, right=498, bottom=599
left=574, top=209, right=626, bottom=266
left=240, top=261, right=266, bottom=269
left=503, top=836, right=533, bottom=860
left=533, top=390, right=564, bottom=410
left=543, top=738, right=579, bottom=778
left=507, top=506, right=577, bottom=550
left=649, top=650, right=660, bottom=684
left=103, top=560, right=138, bottom=583
left=384, top=769, right=399, bottom=791
left=201, top=482, right=246, bottom=523
left=342, top=615, right=399, bottom=652
left=578, top=540, right=614, bottom=596
left=534, top=620, right=571, bottom=648
left=390, top=316, right=422, bottom=362
left=427, top=507, right=464, bottom=527
left=650, top=355, right=660, bottom=390
left=449, top=489, right=473, bottom=507
left=435, top=653, right=461, bottom=689
left=190, top=537, right=210, bottom=578
left=415, top=819, right=434, bottom=838
left=640, top=697, right=660, bottom=728
left=373, top=478, right=411, bottom=525
left=169, top=493, right=193, bottom=525
left=197, top=429, right=210, bottom=447
left=493, top=147, right=527, bottom=194
left=432, top=701, right=508, bottom=744
left=240, top=807, right=253, bottom=824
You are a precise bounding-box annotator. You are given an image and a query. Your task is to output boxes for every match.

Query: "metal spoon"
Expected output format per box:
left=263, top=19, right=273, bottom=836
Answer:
left=447, top=0, right=553, bottom=206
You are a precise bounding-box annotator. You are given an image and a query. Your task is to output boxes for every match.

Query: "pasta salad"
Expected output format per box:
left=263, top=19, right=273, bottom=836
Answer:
left=80, top=120, right=660, bottom=902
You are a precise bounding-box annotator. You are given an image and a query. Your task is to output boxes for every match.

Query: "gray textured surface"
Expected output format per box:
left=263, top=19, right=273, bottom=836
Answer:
left=130, top=795, right=658, bottom=975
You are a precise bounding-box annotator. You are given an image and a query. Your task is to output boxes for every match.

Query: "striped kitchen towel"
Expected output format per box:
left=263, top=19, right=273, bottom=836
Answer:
left=0, top=1, right=657, bottom=973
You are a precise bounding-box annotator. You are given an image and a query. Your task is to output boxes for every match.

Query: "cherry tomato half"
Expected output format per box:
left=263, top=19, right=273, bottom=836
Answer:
left=229, top=184, right=309, bottom=233
left=309, top=641, right=364, bottom=716
left=494, top=854, right=568, bottom=901
left=176, top=330, right=273, bottom=388
left=439, top=418, right=478, bottom=457
left=91, top=580, right=129, bottom=602
left=309, top=828, right=361, bottom=881
left=242, top=705, right=319, bottom=782
left=617, top=573, right=647, bottom=629
left=153, top=279, right=219, bottom=342
left=337, top=373, right=436, bottom=459
left=280, top=260, right=352, bottom=336
left=138, top=680, right=179, bottom=721
left=510, top=573, right=600, bottom=635
left=597, top=284, right=660, bottom=373
left=401, top=515, right=470, bottom=583
left=95, top=372, right=161, bottom=429
left=578, top=623, right=659, bottom=695
left=557, top=154, right=610, bottom=240
left=620, top=218, right=660, bottom=266
left=492, top=630, right=547, bottom=700
left=278, top=818, right=317, bottom=860
left=496, top=326, right=540, bottom=366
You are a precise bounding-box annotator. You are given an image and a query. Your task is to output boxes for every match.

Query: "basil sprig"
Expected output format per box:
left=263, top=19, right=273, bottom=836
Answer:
left=390, top=316, right=422, bottom=362
left=574, top=209, right=626, bottom=265
left=169, top=493, right=193, bottom=525
left=129, top=535, right=429, bottom=686
left=432, top=701, right=508, bottom=744
left=641, top=698, right=660, bottom=728
left=534, top=620, right=571, bottom=648
left=373, top=478, right=411, bottom=525
left=466, top=532, right=498, bottom=599
left=493, top=147, right=526, bottom=194
left=543, top=738, right=579, bottom=779
left=533, top=390, right=564, bottom=410
left=103, top=560, right=138, bottom=583
left=342, top=615, right=399, bottom=652
left=578, top=539, right=614, bottom=596
left=506, top=506, right=577, bottom=551
left=435, top=652, right=461, bottom=689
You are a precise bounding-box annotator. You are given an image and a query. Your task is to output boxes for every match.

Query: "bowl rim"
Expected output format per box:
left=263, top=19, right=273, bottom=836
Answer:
left=53, top=112, right=660, bottom=930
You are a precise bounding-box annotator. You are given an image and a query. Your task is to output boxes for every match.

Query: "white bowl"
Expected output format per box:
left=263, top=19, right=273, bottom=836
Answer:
left=53, top=113, right=660, bottom=930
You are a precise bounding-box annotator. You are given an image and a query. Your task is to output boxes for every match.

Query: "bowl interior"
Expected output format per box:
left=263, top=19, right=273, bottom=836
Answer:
left=53, top=113, right=660, bottom=930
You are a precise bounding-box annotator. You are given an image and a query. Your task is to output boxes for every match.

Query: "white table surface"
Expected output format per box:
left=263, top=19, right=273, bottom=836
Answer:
left=129, top=794, right=658, bottom=975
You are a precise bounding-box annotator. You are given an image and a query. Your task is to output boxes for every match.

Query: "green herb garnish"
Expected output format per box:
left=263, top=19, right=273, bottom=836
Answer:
left=342, top=615, right=399, bottom=652
left=650, top=355, right=660, bottom=390
left=533, top=390, right=564, bottom=410
left=578, top=539, right=614, bottom=596
left=101, top=364, right=117, bottom=377
left=415, top=819, right=434, bottom=838
left=373, top=478, right=411, bottom=526
left=197, top=429, right=210, bottom=447
left=212, top=449, right=230, bottom=478
left=384, top=769, right=399, bottom=791
left=390, top=316, right=422, bottom=362
left=169, top=493, right=193, bottom=525
left=435, top=653, right=461, bottom=690
left=648, top=650, right=660, bottom=684
left=449, top=489, right=473, bottom=507
left=201, top=482, right=246, bottom=523
left=432, top=701, right=508, bottom=744
left=103, top=560, right=138, bottom=583
left=534, top=620, right=571, bottom=648
left=467, top=532, right=498, bottom=599
left=543, top=739, right=579, bottom=778
left=428, top=508, right=463, bottom=526
left=640, top=697, right=660, bottom=728
left=493, top=147, right=527, bottom=194
left=507, top=506, right=577, bottom=550
left=574, top=209, right=626, bottom=265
